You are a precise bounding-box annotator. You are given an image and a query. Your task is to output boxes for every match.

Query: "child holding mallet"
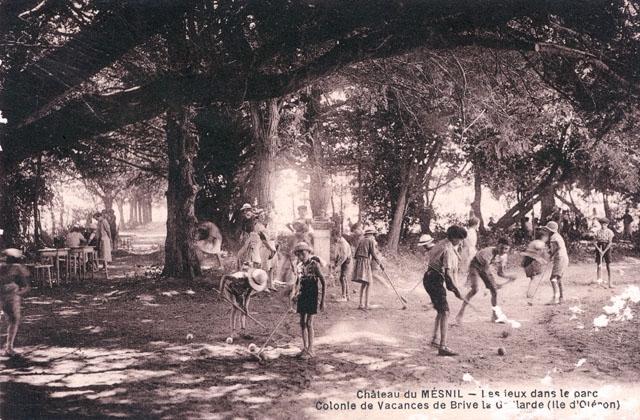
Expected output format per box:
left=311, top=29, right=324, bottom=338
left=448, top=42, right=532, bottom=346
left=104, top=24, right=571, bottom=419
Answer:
left=219, top=267, right=268, bottom=338
left=423, top=226, right=467, bottom=356
left=455, top=237, right=515, bottom=323
left=352, top=227, right=383, bottom=311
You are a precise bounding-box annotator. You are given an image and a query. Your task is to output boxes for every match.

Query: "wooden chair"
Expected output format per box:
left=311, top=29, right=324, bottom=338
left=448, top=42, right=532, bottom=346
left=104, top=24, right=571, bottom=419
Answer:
left=68, top=248, right=84, bottom=281
left=31, top=263, right=54, bottom=288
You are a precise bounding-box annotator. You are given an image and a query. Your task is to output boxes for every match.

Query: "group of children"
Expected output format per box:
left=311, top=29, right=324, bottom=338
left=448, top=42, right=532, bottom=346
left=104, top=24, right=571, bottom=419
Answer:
left=220, top=240, right=325, bottom=358
left=218, top=213, right=603, bottom=359
left=0, top=204, right=619, bottom=359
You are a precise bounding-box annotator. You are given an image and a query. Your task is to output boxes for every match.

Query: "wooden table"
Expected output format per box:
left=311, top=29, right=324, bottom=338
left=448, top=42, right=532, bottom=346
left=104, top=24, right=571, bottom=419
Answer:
left=37, top=248, right=70, bottom=283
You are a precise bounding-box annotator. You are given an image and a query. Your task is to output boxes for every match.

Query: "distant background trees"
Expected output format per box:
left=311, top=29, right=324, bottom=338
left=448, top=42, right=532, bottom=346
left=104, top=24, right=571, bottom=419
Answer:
left=1, top=0, right=639, bottom=275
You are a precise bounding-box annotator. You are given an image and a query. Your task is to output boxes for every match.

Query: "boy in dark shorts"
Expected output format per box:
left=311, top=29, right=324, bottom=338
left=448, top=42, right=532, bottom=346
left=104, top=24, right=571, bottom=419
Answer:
left=423, top=226, right=467, bottom=356
left=0, top=249, right=32, bottom=356
left=455, top=238, right=515, bottom=323
left=594, top=218, right=614, bottom=288
left=292, top=242, right=325, bottom=358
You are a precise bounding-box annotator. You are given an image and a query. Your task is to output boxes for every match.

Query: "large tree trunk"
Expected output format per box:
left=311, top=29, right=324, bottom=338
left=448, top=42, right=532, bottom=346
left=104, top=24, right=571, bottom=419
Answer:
left=162, top=20, right=201, bottom=280
left=101, top=191, right=114, bottom=211
left=33, top=155, right=43, bottom=247
left=387, top=162, right=415, bottom=254
left=146, top=197, right=153, bottom=223
left=603, top=192, right=612, bottom=221
left=58, top=195, right=65, bottom=230
left=137, top=198, right=144, bottom=224
left=116, top=198, right=125, bottom=229
left=540, top=184, right=556, bottom=223
left=163, top=106, right=201, bottom=279
left=128, top=196, right=135, bottom=227
left=495, top=165, right=559, bottom=229
left=49, top=206, right=57, bottom=235
left=249, top=99, right=281, bottom=208
left=308, top=128, right=331, bottom=219
left=471, top=166, right=484, bottom=231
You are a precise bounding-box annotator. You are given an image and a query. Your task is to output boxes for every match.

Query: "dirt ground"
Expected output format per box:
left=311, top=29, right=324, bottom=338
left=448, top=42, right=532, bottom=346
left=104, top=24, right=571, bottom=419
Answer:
left=1, top=249, right=640, bottom=420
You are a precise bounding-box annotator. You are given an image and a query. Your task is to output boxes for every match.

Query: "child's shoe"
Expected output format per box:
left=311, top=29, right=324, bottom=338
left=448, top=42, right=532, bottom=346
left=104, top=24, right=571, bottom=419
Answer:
left=438, top=346, right=458, bottom=356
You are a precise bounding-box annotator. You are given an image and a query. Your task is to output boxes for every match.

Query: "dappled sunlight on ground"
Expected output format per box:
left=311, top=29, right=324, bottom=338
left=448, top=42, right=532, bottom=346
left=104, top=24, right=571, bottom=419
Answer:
left=1, top=255, right=640, bottom=418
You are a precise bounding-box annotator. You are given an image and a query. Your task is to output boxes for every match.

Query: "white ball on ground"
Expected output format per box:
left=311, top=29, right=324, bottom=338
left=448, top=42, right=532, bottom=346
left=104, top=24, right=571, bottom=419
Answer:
left=225, top=337, right=233, bottom=344
left=248, top=343, right=257, bottom=353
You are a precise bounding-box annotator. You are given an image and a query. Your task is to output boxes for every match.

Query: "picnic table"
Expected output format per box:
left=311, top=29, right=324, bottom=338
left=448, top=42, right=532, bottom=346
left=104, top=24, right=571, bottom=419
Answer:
left=37, top=248, right=70, bottom=283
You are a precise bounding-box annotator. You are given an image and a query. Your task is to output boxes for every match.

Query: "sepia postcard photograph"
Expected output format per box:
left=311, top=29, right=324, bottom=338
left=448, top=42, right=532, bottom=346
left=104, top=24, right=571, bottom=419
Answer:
left=1, top=1, right=639, bottom=418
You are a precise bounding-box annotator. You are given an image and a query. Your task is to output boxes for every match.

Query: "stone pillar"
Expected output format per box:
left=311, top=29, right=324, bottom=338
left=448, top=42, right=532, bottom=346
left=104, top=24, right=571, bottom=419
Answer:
left=311, top=218, right=332, bottom=274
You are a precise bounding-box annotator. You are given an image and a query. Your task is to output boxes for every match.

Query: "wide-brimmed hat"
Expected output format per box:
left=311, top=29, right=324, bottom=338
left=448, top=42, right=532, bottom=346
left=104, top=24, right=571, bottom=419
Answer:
left=248, top=269, right=268, bottom=292
left=417, top=234, right=434, bottom=247
left=240, top=203, right=253, bottom=211
left=520, top=240, right=548, bottom=263
left=293, top=242, right=313, bottom=254
left=2, top=248, right=23, bottom=258
left=599, top=217, right=610, bottom=225
left=363, top=227, right=376, bottom=235
left=542, top=221, right=559, bottom=233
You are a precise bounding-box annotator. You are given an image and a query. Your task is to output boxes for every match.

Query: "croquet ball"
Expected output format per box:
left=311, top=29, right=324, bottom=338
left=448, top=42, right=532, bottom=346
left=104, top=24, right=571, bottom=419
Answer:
left=248, top=343, right=257, bottom=353
left=501, top=331, right=510, bottom=338
left=186, top=333, right=194, bottom=340
left=497, top=347, right=506, bottom=356
left=225, top=337, right=233, bottom=344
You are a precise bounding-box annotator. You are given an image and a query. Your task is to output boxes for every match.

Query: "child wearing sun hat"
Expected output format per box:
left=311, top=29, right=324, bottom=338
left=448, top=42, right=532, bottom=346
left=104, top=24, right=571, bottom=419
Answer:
left=292, top=242, right=325, bottom=358
left=542, top=221, right=569, bottom=304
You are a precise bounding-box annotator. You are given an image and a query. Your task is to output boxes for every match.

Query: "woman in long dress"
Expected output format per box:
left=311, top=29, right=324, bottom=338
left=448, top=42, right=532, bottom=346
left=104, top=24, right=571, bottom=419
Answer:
left=90, top=212, right=112, bottom=279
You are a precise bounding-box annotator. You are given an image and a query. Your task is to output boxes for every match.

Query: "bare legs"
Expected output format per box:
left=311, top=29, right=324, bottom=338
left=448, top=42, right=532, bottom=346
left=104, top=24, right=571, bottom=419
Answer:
left=299, top=314, right=315, bottom=357
left=550, top=276, right=563, bottom=304
left=431, top=311, right=450, bottom=348
left=358, top=283, right=370, bottom=309
left=339, top=262, right=350, bottom=300
left=2, top=296, right=21, bottom=355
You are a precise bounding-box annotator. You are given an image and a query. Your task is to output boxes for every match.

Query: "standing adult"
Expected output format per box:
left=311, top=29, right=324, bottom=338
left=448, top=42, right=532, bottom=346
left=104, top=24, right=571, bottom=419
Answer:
left=89, top=212, right=112, bottom=279
left=107, top=209, right=118, bottom=250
